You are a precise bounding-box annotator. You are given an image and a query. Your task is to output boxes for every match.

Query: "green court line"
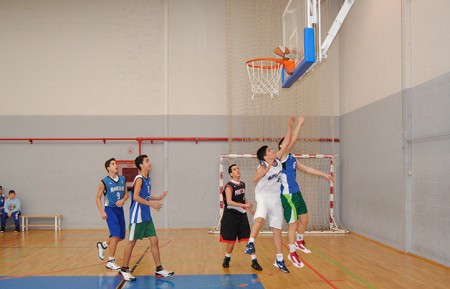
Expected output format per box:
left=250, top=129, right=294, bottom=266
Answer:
left=308, top=244, right=377, bottom=289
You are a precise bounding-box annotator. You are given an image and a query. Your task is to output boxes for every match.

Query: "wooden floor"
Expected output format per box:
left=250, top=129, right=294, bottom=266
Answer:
left=0, top=229, right=449, bottom=289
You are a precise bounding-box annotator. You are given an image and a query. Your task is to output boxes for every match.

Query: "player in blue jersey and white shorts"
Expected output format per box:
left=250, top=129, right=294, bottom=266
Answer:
left=119, top=155, right=174, bottom=281
left=245, top=116, right=295, bottom=273
left=278, top=116, right=335, bottom=268
left=95, top=158, right=129, bottom=270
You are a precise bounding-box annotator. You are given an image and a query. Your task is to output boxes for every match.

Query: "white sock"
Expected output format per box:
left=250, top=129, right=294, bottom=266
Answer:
left=276, top=254, right=283, bottom=261
left=225, top=253, right=231, bottom=258
left=102, top=241, right=108, bottom=248
left=248, top=238, right=255, bottom=243
left=288, top=244, right=296, bottom=253
left=251, top=254, right=256, bottom=260
left=108, top=256, right=115, bottom=261
left=297, top=233, right=304, bottom=241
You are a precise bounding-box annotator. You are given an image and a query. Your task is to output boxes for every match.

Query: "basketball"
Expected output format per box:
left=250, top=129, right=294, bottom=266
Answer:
left=273, top=46, right=291, bottom=59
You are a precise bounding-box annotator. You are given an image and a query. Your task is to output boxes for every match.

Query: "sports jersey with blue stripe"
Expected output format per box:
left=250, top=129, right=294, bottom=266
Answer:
left=129, top=175, right=152, bottom=224
left=101, top=176, right=126, bottom=207
left=281, top=153, right=300, bottom=194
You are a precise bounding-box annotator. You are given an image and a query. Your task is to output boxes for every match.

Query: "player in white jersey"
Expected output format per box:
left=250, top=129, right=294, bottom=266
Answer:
left=278, top=116, right=335, bottom=269
left=245, top=116, right=295, bottom=273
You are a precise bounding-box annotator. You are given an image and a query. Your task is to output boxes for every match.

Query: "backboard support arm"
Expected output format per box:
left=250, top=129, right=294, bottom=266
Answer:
left=320, top=0, right=356, bottom=59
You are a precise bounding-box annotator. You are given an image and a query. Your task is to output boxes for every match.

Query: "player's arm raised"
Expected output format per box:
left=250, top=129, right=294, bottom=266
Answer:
left=276, top=116, right=295, bottom=160
left=95, top=182, right=107, bottom=219
left=287, top=116, right=305, bottom=152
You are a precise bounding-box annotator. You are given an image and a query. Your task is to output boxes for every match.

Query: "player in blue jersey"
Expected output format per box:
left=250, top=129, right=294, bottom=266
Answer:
left=95, top=158, right=129, bottom=270
left=119, top=155, right=174, bottom=282
left=0, top=186, right=6, bottom=216
left=278, top=116, right=334, bottom=268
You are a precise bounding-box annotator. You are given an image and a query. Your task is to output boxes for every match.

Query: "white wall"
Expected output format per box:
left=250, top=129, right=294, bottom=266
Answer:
left=339, top=0, right=402, bottom=115
left=411, top=0, right=450, bottom=86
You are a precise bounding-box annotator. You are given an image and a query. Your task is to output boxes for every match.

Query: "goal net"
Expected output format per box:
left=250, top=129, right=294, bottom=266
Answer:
left=210, top=154, right=347, bottom=234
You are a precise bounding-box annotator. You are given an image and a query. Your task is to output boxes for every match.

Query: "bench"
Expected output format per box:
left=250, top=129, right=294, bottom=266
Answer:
left=21, top=214, right=63, bottom=231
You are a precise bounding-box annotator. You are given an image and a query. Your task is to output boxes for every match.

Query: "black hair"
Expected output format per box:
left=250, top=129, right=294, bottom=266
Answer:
left=278, top=137, right=285, bottom=150
left=104, top=158, right=116, bottom=171
left=135, top=155, right=148, bottom=171
left=9, top=190, right=15, bottom=195
left=256, top=145, right=268, bottom=161
left=228, top=164, right=237, bottom=175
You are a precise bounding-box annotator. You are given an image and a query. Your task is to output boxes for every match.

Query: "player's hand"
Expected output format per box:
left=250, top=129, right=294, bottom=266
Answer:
left=289, top=116, right=296, bottom=125
left=101, top=211, right=107, bottom=220
left=298, top=116, right=305, bottom=125
left=159, top=191, right=168, bottom=200
left=116, top=199, right=124, bottom=207
left=151, top=201, right=163, bottom=211
left=326, top=174, right=335, bottom=183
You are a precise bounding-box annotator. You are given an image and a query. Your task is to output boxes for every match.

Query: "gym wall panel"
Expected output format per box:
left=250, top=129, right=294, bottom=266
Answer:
left=0, top=0, right=165, bottom=115
left=339, top=0, right=402, bottom=115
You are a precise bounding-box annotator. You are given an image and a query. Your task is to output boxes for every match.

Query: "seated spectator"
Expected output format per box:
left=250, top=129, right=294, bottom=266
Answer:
left=0, top=186, right=5, bottom=215
left=1, top=190, right=21, bottom=232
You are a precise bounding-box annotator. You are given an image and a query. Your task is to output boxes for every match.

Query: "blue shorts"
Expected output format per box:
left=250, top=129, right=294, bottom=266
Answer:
left=105, top=206, right=126, bottom=239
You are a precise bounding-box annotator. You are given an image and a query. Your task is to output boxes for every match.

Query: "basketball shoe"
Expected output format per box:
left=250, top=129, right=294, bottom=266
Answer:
left=251, top=259, right=263, bottom=271
left=273, top=259, right=289, bottom=273
left=295, top=240, right=311, bottom=254
left=106, top=258, right=121, bottom=270
left=245, top=242, right=255, bottom=254
left=155, top=266, right=174, bottom=278
left=97, top=242, right=107, bottom=260
left=287, top=252, right=304, bottom=268
left=119, top=267, right=136, bottom=281
left=222, top=256, right=231, bottom=268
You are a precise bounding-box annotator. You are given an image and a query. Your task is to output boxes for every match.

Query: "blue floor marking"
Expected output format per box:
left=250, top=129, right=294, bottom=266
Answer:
left=0, top=274, right=264, bottom=289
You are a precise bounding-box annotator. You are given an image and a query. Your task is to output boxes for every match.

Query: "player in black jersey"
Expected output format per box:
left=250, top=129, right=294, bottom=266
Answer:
left=219, top=164, right=262, bottom=271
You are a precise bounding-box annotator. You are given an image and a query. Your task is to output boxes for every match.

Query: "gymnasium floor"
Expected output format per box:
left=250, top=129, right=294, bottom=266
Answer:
left=1, top=229, right=449, bottom=289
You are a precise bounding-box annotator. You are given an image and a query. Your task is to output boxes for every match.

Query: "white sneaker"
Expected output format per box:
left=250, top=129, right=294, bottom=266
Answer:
left=295, top=240, right=311, bottom=254
left=106, top=259, right=121, bottom=270
left=97, top=242, right=106, bottom=260
left=155, top=267, right=174, bottom=278
left=119, top=267, right=136, bottom=281
left=287, top=252, right=304, bottom=268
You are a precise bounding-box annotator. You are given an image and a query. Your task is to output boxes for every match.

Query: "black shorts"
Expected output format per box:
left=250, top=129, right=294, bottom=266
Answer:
left=219, top=210, right=250, bottom=243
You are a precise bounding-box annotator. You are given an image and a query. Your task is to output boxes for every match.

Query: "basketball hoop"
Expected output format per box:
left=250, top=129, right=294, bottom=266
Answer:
left=245, top=58, right=283, bottom=99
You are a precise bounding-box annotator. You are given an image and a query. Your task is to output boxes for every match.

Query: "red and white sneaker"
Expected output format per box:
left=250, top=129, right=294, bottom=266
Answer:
left=287, top=252, right=304, bottom=268
left=295, top=240, right=311, bottom=254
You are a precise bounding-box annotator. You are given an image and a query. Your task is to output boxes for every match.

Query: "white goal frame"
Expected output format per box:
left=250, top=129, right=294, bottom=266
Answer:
left=209, top=153, right=348, bottom=234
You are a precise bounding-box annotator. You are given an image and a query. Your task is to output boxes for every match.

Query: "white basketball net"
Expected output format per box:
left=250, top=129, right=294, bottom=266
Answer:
left=246, top=58, right=282, bottom=99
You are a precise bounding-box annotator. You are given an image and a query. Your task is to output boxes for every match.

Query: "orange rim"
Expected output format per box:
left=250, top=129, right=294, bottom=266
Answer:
left=246, top=58, right=283, bottom=69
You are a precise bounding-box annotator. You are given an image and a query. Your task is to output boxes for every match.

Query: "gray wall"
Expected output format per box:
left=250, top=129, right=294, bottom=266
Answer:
left=339, top=0, right=450, bottom=267
left=0, top=115, right=228, bottom=229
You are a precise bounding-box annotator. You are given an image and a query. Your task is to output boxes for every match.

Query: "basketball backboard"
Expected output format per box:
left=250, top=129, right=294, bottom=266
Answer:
left=282, top=0, right=355, bottom=88
left=282, top=0, right=320, bottom=88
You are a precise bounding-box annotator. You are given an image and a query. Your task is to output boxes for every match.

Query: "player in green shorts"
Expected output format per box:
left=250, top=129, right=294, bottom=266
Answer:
left=279, top=116, right=335, bottom=268
left=119, top=155, right=174, bottom=281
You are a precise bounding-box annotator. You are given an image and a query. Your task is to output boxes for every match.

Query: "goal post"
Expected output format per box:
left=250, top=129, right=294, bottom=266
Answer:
left=209, top=153, right=348, bottom=234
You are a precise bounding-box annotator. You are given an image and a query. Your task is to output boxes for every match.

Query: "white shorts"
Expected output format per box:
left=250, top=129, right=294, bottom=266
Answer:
left=253, top=195, right=283, bottom=229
